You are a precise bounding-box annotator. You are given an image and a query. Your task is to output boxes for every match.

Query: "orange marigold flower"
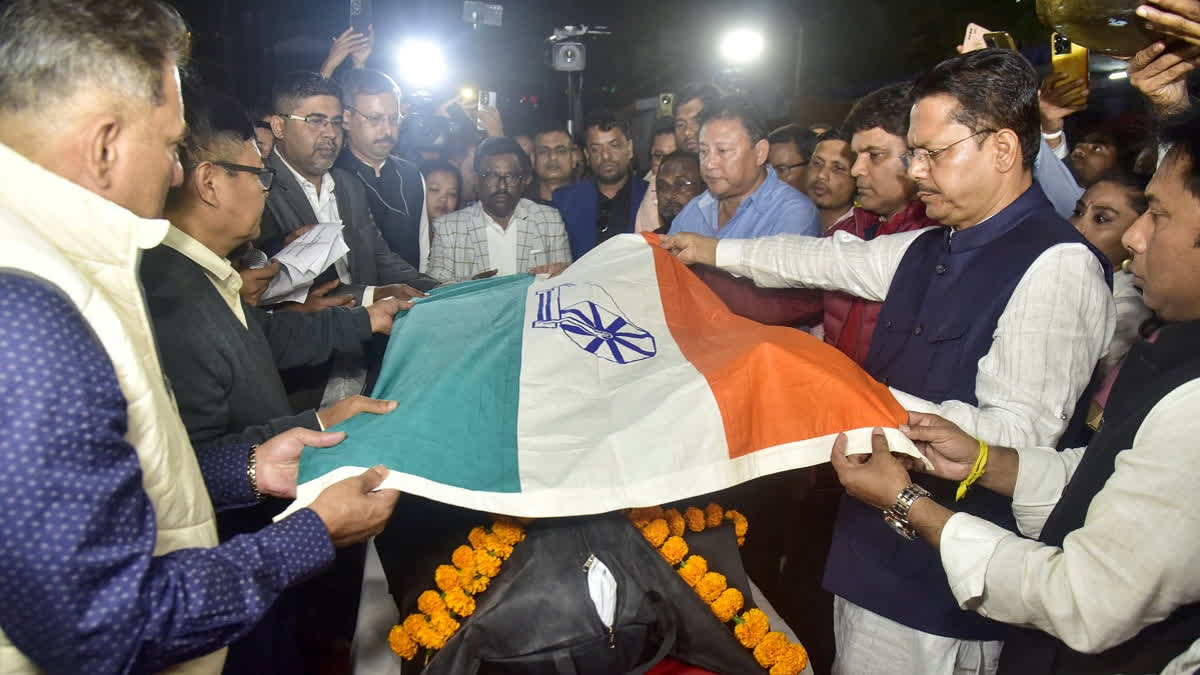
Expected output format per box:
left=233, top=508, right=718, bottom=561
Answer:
left=417, top=590, right=446, bottom=615
left=464, top=572, right=491, bottom=595
left=467, top=526, right=488, bottom=549
left=664, top=508, right=685, bottom=537
left=434, top=564, right=460, bottom=592
left=457, top=564, right=477, bottom=588
left=474, top=548, right=502, bottom=578
left=710, top=587, right=744, bottom=623
left=451, top=545, right=475, bottom=570
left=684, top=506, right=706, bottom=532
left=491, top=519, right=526, bottom=545
left=733, top=608, right=770, bottom=648
left=725, top=509, right=749, bottom=537
left=443, top=587, right=476, bottom=617
left=482, top=533, right=514, bottom=560
left=659, top=536, right=688, bottom=566
left=678, top=555, right=708, bottom=587
left=388, top=624, right=418, bottom=660
left=769, top=643, right=809, bottom=675
left=415, top=625, right=442, bottom=649
left=428, top=610, right=460, bottom=640
left=704, top=503, right=724, bottom=528
left=695, top=571, right=727, bottom=604
left=737, top=536, right=746, bottom=547
left=401, top=613, right=427, bottom=639
left=752, top=631, right=790, bottom=668
left=640, top=518, right=670, bottom=548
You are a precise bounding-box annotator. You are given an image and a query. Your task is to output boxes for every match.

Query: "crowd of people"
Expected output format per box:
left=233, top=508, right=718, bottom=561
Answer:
left=2, top=0, right=1200, bottom=673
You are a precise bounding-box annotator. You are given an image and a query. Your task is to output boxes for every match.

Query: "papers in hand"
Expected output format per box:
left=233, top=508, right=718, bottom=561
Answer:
left=262, top=223, right=350, bottom=304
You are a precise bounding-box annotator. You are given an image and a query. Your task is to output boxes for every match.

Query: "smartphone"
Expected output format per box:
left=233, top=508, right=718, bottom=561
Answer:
left=350, top=0, right=372, bottom=33
left=1052, top=33, right=1090, bottom=84
left=983, top=31, right=1016, bottom=50
left=477, top=91, right=497, bottom=132
left=657, top=92, right=674, bottom=119
left=961, top=23, right=991, bottom=53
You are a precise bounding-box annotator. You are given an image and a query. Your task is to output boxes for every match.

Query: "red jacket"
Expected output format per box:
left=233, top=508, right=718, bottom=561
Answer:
left=822, top=200, right=938, bottom=364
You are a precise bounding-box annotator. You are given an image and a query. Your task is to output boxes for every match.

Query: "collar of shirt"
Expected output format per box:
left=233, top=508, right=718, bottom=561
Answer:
left=0, top=141, right=169, bottom=270
left=949, top=183, right=1052, bottom=253
left=695, top=166, right=779, bottom=230
left=274, top=147, right=337, bottom=214
left=160, top=225, right=247, bottom=327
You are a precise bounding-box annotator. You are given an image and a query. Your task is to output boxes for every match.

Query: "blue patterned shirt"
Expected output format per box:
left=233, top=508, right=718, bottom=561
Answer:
left=0, top=273, right=335, bottom=674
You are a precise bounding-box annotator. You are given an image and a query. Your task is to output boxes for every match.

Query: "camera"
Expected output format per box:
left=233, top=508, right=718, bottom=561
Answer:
left=551, top=42, right=586, bottom=72
left=397, top=91, right=481, bottom=157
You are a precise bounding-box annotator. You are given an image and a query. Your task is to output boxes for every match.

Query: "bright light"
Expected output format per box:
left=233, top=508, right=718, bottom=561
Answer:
left=1109, top=71, right=1129, bottom=80
left=720, top=29, right=765, bottom=65
left=460, top=87, right=478, bottom=102
left=396, top=39, right=446, bottom=88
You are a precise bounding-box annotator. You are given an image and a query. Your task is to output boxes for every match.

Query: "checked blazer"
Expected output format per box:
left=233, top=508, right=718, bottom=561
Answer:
left=427, top=199, right=573, bottom=283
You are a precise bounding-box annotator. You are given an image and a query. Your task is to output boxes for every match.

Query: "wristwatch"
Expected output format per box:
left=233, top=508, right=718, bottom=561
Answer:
left=883, top=483, right=932, bottom=540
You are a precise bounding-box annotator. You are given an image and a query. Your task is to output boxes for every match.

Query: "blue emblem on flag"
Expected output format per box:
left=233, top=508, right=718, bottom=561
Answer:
left=532, top=283, right=657, bottom=364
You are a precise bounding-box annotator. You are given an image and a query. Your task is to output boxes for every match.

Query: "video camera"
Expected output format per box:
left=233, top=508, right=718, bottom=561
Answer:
left=397, top=90, right=482, bottom=157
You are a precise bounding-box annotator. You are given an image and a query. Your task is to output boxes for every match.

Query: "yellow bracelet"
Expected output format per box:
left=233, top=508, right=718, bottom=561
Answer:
left=955, top=440, right=989, bottom=502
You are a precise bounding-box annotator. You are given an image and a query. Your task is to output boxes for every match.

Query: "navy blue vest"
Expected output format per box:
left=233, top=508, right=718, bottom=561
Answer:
left=335, top=150, right=427, bottom=268
left=823, top=184, right=1110, bottom=640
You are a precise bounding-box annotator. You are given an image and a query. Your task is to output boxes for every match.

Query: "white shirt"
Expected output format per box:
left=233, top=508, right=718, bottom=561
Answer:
left=274, top=149, right=376, bottom=304
left=715, top=224, right=1115, bottom=448
left=483, top=212, right=520, bottom=277
left=939, top=378, right=1200, bottom=671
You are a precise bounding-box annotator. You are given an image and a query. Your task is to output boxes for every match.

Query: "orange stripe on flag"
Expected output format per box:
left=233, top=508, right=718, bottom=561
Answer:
left=646, top=233, right=907, bottom=459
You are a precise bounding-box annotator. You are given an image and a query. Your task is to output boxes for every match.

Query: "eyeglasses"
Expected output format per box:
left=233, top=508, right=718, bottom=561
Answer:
left=346, top=106, right=403, bottom=128
left=214, top=161, right=275, bottom=191
left=772, top=161, right=808, bottom=174
left=480, top=171, right=525, bottom=186
left=902, top=130, right=995, bottom=169
left=280, top=113, right=344, bottom=133
left=657, top=178, right=699, bottom=194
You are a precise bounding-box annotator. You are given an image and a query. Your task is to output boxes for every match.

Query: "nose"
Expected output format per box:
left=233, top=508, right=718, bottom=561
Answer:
left=1121, top=210, right=1151, bottom=255
left=905, top=155, right=927, bottom=182
left=850, top=154, right=867, bottom=179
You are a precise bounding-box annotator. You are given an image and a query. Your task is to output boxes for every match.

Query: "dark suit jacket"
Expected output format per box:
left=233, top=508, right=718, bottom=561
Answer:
left=552, top=176, right=648, bottom=261
left=258, top=150, right=438, bottom=301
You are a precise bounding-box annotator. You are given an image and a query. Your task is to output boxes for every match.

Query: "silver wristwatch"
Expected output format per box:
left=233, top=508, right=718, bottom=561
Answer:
left=883, top=483, right=932, bottom=540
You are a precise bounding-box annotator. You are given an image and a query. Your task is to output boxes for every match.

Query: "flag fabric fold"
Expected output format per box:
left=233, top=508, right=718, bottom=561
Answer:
left=279, top=233, right=924, bottom=519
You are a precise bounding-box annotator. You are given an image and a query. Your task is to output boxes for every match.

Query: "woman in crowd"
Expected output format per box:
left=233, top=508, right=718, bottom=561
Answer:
left=420, top=160, right=463, bottom=223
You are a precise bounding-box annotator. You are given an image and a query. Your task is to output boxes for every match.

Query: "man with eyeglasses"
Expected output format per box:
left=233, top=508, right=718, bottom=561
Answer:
left=654, top=151, right=703, bottom=233
left=766, top=123, right=817, bottom=194
left=664, top=49, right=1114, bottom=675
left=428, top=136, right=571, bottom=283
left=140, top=85, right=407, bottom=675
left=335, top=68, right=433, bottom=272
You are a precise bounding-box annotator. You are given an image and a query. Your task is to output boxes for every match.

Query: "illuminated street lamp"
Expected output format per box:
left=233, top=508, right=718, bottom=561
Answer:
left=720, top=29, right=765, bottom=65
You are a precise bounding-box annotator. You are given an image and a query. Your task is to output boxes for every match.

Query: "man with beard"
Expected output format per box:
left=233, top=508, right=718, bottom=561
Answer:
left=767, top=123, right=817, bottom=194
left=553, top=110, right=647, bottom=259
left=654, top=151, right=704, bottom=233
left=663, top=49, right=1113, bottom=674
left=335, top=69, right=431, bottom=271
left=526, top=126, right=574, bottom=204
left=668, top=96, right=820, bottom=239
left=805, top=129, right=857, bottom=232
left=428, top=137, right=570, bottom=283
left=673, top=82, right=722, bottom=154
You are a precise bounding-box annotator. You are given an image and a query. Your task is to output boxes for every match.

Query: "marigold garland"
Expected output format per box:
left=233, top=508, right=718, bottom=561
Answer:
left=389, top=518, right=526, bottom=661
left=627, top=503, right=808, bottom=674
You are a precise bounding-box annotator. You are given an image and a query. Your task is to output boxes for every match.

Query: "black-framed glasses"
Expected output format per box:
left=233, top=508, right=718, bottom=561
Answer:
left=346, top=106, right=403, bottom=128
left=657, top=178, right=699, bottom=194
left=480, top=171, right=525, bottom=186
left=214, top=161, right=275, bottom=191
left=280, top=113, right=344, bottom=133
left=772, top=161, right=808, bottom=174
left=902, top=130, right=996, bottom=169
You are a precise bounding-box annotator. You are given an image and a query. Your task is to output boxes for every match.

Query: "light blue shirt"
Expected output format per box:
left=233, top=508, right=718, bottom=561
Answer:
left=1034, top=136, right=1085, bottom=220
left=668, top=166, right=821, bottom=239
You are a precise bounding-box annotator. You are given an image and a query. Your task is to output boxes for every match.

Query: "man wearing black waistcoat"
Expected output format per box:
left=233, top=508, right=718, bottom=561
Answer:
left=831, top=106, right=1200, bottom=675
left=663, top=49, right=1114, bottom=674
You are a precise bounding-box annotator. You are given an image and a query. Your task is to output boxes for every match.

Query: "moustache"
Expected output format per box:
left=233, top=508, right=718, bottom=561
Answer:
left=373, top=137, right=395, bottom=146
left=915, top=183, right=939, bottom=195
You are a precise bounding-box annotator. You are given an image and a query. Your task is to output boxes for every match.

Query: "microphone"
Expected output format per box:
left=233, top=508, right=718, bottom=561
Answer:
left=242, top=247, right=270, bottom=270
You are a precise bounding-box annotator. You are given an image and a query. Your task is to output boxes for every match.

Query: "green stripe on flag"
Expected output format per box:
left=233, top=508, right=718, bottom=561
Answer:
left=297, top=274, right=533, bottom=493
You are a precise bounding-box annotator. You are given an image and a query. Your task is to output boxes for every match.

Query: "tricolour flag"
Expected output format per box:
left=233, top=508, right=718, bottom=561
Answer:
left=279, top=233, right=923, bottom=519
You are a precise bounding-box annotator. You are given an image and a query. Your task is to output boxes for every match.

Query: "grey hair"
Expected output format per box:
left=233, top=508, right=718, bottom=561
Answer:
left=0, top=0, right=190, bottom=114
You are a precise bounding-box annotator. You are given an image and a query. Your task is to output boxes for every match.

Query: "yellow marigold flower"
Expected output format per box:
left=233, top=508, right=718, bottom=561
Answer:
left=769, top=643, right=809, bottom=675
left=415, top=625, right=442, bottom=649
left=451, top=545, right=475, bottom=570
left=417, top=590, right=446, bottom=615
left=401, top=613, right=427, bottom=639
left=474, top=548, right=502, bottom=578
left=704, top=503, right=724, bottom=528
left=659, top=535, right=688, bottom=566
left=725, top=509, right=749, bottom=537
left=664, top=508, right=685, bottom=537
left=752, top=631, right=790, bottom=668
left=464, top=571, right=491, bottom=595
left=434, top=564, right=461, bottom=592
left=733, top=608, right=770, bottom=648
left=428, top=610, right=460, bottom=640
left=388, top=624, right=418, bottom=660
left=695, top=571, right=727, bottom=604
left=491, top=519, right=526, bottom=545
left=710, top=587, right=744, bottom=623
left=482, top=533, right=514, bottom=560
left=457, top=564, right=477, bottom=588
left=684, top=506, right=706, bottom=532
left=640, top=518, right=670, bottom=548
left=443, top=587, right=476, bottom=617
left=678, top=555, right=708, bottom=587
left=737, top=536, right=746, bottom=547
left=467, top=526, right=488, bottom=549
